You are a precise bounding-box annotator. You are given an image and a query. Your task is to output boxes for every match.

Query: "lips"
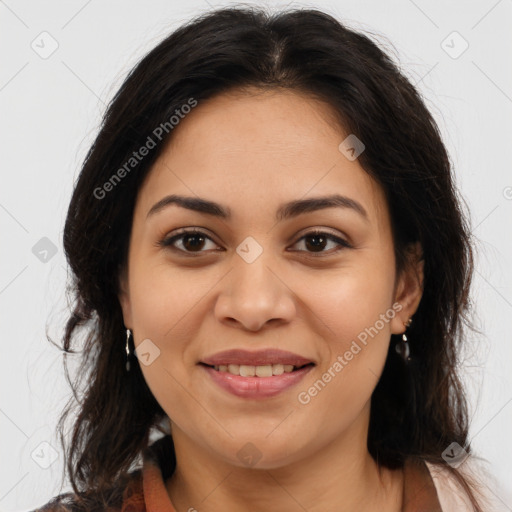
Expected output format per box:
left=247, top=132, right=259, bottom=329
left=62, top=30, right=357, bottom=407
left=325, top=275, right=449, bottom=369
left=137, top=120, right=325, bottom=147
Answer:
left=200, top=349, right=315, bottom=399
left=201, top=348, right=314, bottom=367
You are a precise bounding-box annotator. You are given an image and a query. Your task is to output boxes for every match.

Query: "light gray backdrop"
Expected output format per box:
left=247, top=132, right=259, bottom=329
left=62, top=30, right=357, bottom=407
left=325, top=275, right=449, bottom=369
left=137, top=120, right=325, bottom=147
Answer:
left=1, top=0, right=511, bottom=510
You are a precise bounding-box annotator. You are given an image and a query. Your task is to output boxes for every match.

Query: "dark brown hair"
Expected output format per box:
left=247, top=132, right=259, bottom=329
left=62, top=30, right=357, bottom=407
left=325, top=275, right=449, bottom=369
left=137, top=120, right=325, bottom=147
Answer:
left=50, top=5, right=485, bottom=510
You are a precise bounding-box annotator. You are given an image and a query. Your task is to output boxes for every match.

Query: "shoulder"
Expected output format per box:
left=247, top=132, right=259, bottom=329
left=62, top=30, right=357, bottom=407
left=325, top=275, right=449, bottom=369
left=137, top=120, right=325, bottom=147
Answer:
left=29, top=493, right=79, bottom=512
left=426, top=457, right=506, bottom=512
left=29, top=435, right=174, bottom=512
left=29, top=469, right=143, bottom=512
left=426, top=461, right=475, bottom=511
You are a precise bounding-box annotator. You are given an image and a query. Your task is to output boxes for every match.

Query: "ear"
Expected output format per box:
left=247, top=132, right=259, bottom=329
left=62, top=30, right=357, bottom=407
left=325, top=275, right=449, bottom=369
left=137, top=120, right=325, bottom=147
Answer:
left=390, top=242, right=424, bottom=335
left=118, top=264, right=133, bottom=329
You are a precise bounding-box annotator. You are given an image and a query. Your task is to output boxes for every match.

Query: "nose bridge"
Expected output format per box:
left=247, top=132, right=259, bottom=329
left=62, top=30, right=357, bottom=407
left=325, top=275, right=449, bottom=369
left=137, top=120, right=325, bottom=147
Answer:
left=214, top=242, right=296, bottom=330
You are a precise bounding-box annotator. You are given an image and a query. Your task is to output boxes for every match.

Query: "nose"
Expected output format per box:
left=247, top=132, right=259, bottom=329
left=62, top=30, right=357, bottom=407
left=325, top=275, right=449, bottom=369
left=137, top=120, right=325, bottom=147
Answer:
left=214, top=252, right=296, bottom=332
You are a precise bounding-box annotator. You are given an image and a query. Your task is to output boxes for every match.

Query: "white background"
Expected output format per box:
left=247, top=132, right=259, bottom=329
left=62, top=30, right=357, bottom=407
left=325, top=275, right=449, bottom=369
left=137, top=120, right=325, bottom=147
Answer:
left=1, top=0, right=511, bottom=510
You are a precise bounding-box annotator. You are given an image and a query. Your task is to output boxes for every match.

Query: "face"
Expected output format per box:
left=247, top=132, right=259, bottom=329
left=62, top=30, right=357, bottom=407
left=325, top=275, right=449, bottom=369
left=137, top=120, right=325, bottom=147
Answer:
left=119, top=88, right=423, bottom=469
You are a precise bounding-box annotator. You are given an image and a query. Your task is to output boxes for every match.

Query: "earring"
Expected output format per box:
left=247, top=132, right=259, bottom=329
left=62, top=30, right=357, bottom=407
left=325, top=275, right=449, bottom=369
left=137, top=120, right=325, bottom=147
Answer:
left=125, top=328, right=132, bottom=372
left=395, top=318, right=412, bottom=362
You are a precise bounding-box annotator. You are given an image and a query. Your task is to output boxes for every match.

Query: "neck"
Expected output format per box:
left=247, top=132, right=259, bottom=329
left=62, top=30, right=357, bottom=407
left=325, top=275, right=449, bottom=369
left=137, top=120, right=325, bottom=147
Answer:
left=165, top=409, right=404, bottom=512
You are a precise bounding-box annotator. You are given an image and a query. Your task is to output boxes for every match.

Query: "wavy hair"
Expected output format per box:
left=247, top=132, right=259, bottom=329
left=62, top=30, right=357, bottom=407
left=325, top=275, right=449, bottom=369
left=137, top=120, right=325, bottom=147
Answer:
left=52, top=5, right=484, bottom=510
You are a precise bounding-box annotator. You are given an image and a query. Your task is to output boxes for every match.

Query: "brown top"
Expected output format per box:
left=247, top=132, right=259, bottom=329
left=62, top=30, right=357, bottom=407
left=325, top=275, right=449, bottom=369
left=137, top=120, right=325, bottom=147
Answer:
left=33, top=436, right=450, bottom=511
left=402, top=458, right=443, bottom=511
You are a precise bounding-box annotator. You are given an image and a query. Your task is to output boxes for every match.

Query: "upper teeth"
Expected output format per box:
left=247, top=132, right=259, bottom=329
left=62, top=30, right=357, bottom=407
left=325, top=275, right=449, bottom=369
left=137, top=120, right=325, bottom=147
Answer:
left=213, top=364, right=296, bottom=377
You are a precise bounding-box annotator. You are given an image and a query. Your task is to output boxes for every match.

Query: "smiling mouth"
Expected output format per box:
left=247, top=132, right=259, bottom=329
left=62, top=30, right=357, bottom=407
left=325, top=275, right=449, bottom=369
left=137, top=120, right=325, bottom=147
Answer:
left=201, top=362, right=314, bottom=377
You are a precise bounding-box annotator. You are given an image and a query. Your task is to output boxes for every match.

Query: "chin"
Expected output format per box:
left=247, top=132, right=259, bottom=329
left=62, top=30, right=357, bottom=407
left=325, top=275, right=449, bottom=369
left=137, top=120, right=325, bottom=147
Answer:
left=212, top=434, right=309, bottom=471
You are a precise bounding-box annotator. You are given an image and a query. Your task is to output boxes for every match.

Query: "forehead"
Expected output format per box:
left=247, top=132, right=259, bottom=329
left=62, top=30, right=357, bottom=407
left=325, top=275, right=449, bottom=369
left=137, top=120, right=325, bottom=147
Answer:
left=135, top=88, right=389, bottom=229
left=168, top=87, right=346, bottom=160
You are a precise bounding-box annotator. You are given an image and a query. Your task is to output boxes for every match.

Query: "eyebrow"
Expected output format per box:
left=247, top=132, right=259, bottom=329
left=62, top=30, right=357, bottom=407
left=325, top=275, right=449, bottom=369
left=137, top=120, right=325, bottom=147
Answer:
left=146, top=193, right=369, bottom=222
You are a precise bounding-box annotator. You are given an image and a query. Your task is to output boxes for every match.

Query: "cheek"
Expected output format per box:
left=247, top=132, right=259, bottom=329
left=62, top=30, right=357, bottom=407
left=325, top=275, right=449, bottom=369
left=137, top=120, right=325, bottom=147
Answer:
left=127, top=263, right=203, bottom=431
left=128, top=257, right=213, bottom=339
left=310, top=261, right=396, bottom=345
left=126, top=261, right=203, bottom=401
left=298, top=262, right=396, bottom=409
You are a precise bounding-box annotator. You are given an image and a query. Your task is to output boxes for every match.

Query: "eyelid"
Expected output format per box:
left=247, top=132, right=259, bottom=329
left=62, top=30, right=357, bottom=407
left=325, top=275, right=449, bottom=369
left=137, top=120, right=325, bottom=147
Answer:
left=157, top=227, right=352, bottom=255
left=156, top=227, right=222, bottom=254
left=287, top=228, right=352, bottom=253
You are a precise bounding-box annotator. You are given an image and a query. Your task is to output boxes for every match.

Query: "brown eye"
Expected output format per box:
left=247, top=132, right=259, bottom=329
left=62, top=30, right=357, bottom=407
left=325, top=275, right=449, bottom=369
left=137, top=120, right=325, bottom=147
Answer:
left=291, top=230, right=351, bottom=254
left=159, top=229, right=219, bottom=253
left=304, top=233, right=328, bottom=252
left=181, top=233, right=207, bottom=251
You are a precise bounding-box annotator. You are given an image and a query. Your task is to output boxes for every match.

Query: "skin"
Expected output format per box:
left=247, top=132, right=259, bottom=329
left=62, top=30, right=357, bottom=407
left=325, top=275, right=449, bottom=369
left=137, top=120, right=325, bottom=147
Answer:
left=119, top=87, right=424, bottom=512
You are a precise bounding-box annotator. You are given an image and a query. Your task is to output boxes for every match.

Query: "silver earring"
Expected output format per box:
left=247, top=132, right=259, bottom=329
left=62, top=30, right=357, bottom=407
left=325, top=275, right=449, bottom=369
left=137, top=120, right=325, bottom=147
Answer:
left=395, top=318, right=412, bottom=362
left=125, top=329, right=132, bottom=372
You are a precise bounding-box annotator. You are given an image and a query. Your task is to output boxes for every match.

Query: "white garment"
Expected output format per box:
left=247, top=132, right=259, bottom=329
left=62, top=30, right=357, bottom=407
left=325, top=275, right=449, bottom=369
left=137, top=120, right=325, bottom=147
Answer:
left=426, top=459, right=511, bottom=511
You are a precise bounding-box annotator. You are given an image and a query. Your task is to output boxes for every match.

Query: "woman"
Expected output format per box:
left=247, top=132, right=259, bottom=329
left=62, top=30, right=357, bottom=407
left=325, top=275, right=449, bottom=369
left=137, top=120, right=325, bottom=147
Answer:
left=33, top=5, right=496, bottom=511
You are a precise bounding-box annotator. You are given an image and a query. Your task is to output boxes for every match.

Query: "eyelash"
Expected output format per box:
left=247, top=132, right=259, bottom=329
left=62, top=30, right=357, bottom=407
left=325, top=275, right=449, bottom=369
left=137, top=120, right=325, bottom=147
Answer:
left=156, top=228, right=352, bottom=256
